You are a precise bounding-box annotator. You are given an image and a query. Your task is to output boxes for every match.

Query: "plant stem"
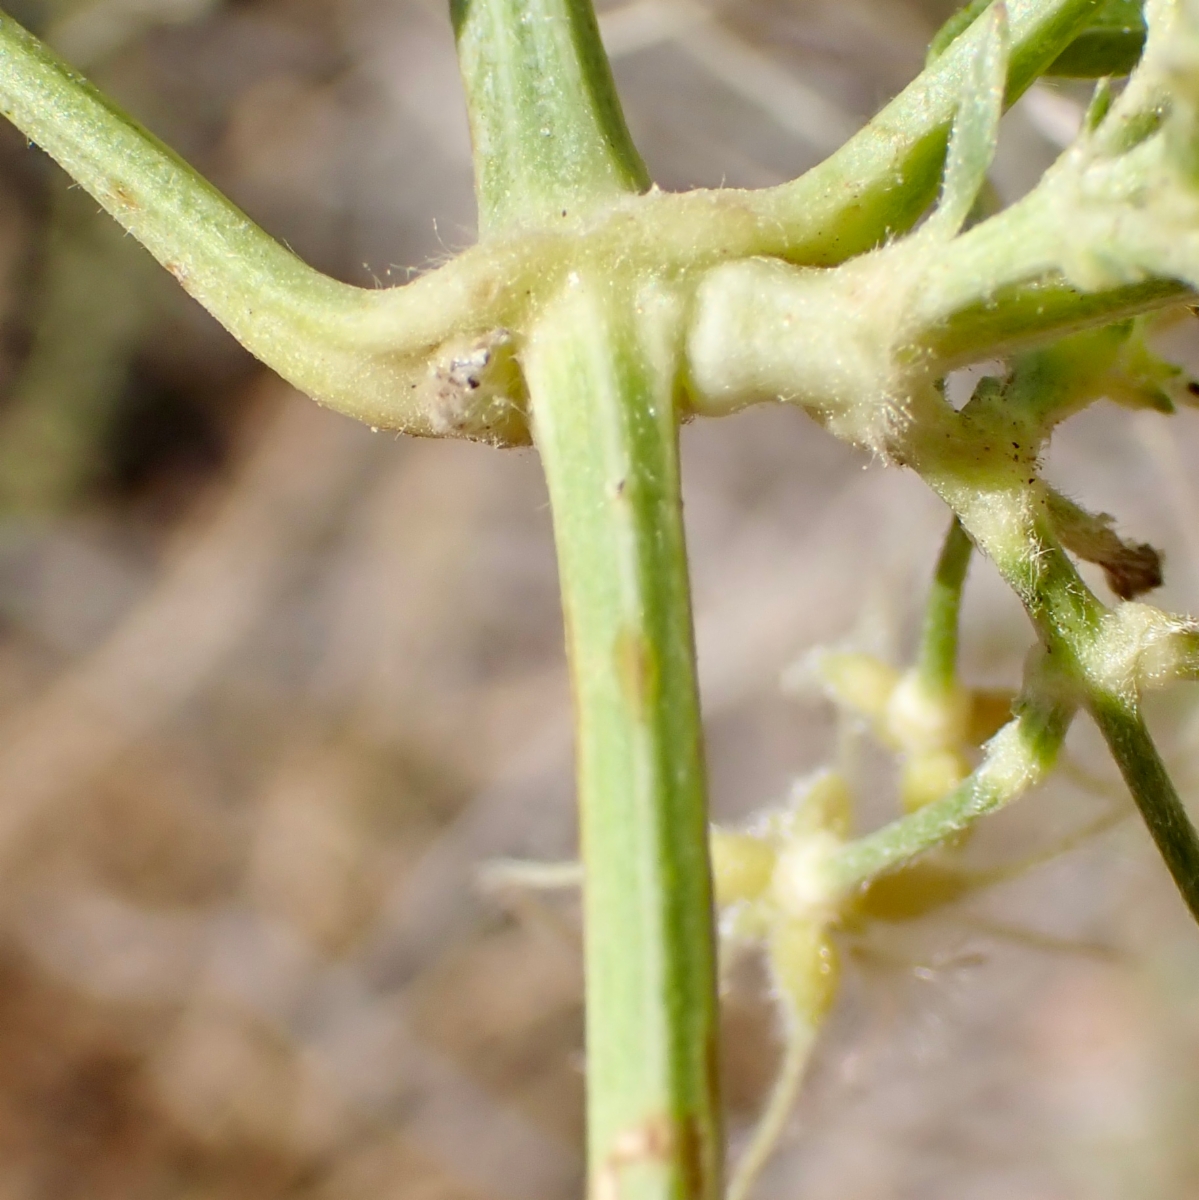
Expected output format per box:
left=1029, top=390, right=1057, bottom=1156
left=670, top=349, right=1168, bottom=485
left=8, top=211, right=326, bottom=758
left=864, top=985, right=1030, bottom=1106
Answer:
left=829, top=692, right=1074, bottom=889
left=725, top=1017, right=817, bottom=1200
left=0, top=9, right=534, bottom=439
left=452, top=0, right=649, bottom=234
left=1089, top=695, right=1199, bottom=921
left=910, top=180, right=1191, bottom=368
left=0, top=0, right=1116, bottom=389
left=917, top=516, right=974, bottom=695
left=523, top=276, right=720, bottom=1200
left=930, top=475, right=1199, bottom=918
left=750, top=0, right=1104, bottom=262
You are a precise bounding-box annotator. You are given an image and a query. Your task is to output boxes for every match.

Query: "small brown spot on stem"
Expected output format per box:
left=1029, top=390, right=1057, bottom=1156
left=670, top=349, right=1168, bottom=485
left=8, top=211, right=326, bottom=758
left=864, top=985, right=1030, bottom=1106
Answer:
left=109, top=183, right=138, bottom=212
left=614, top=627, right=658, bottom=719
left=676, top=1114, right=709, bottom=1200
left=595, top=1115, right=675, bottom=1200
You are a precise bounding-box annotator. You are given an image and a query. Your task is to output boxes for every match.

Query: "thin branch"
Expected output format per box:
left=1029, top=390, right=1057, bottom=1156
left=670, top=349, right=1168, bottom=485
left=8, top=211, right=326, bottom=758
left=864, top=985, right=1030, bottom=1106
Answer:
left=828, top=689, right=1075, bottom=891
left=917, top=517, right=974, bottom=695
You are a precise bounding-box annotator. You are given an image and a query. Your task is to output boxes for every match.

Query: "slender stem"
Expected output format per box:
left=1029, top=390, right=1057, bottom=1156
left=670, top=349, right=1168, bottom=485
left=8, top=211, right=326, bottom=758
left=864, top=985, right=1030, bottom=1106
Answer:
left=910, top=179, right=1191, bottom=368
left=917, top=517, right=974, bottom=695
left=453, top=6, right=716, bottom=1193
left=726, top=1018, right=817, bottom=1200
left=524, top=276, right=720, bottom=1200
left=1089, top=695, right=1199, bottom=922
left=918, top=275, right=1187, bottom=371
left=452, top=0, right=649, bottom=234
left=829, top=693, right=1074, bottom=890
left=0, top=179, right=157, bottom=512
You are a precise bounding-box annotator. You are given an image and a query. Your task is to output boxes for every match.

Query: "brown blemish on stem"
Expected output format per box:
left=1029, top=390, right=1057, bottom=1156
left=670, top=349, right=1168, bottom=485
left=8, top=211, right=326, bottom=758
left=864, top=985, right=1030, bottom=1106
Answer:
left=614, top=626, right=658, bottom=720
left=676, top=1113, right=708, bottom=1200
left=594, top=1114, right=675, bottom=1200
left=107, top=182, right=138, bottom=212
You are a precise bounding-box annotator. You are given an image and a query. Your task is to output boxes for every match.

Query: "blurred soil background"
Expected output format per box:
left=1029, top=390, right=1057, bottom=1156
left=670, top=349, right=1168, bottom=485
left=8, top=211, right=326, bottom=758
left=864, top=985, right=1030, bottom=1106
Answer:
left=1, top=0, right=1199, bottom=1195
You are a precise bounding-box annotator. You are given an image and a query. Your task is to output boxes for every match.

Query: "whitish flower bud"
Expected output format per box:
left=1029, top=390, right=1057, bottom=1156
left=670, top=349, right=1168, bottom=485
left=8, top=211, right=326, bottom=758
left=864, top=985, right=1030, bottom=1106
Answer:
left=810, top=651, right=899, bottom=724
left=884, top=670, right=971, bottom=752
left=789, top=769, right=854, bottom=839
left=772, top=831, right=842, bottom=922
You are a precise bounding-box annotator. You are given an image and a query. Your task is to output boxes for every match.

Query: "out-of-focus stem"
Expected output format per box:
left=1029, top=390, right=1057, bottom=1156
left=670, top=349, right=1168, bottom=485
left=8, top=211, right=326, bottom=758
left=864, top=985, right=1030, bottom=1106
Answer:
left=917, top=517, right=974, bottom=695
left=829, top=692, right=1074, bottom=889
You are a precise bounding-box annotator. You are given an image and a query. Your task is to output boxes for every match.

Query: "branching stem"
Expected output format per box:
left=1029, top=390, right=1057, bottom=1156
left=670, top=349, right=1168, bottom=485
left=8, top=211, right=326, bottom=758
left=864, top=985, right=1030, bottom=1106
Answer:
left=931, top=473, right=1199, bottom=919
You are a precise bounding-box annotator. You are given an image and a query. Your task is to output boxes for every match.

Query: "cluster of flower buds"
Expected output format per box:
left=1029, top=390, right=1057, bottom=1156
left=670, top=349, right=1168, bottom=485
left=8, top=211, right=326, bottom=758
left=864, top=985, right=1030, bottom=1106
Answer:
left=808, top=650, right=1013, bottom=812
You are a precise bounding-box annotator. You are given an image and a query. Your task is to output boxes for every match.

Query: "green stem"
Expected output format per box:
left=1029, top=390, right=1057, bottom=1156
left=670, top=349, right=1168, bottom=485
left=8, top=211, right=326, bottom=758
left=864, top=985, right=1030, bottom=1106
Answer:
left=683, top=237, right=1188, bottom=429
left=918, top=275, right=1187, bottom=370
left=929, top=474, right=1199, bottom=919
left=917, top=516, right=974, bottom=695
left=0, top=179, right=158, bottom=512
left=910, top=182, right=1191, bottom=368
left=452, top=0, right=649, bottom=234
left=523, top=276, right=720, bottom=1200
left=1089, top=695, right=1199, bottom=921
left=726, top=1017, right=817, bottom=1200
left=0, top=8, right=535, bottom=440
left=747, top=0, right=1104, bottom=263
left=0, top=0, right=1111, bottom=377
left=830, top=690, right=1073, bottom=889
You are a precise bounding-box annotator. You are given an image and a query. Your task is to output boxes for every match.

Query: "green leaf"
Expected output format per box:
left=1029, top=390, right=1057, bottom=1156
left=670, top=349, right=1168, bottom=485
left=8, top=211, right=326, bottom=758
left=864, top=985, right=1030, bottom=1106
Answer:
left=931, top=0, right=1144, bottom=79
left=925, top=0, right=1009, bottom=240
left=1046, top=0, right=1144, bottom=76
left=927, top=0, right=993, bottom=64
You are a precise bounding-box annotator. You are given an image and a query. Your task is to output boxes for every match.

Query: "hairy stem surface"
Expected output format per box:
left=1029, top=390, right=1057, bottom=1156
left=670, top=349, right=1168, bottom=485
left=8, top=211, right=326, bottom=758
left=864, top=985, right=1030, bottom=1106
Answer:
left=934, top=473, right=1199, bottom=918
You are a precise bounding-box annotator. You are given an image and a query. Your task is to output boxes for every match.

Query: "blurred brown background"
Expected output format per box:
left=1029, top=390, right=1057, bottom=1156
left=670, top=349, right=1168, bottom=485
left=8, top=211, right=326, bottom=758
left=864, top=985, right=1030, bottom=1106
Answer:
left=1, top=0, right=1199, bottom=1195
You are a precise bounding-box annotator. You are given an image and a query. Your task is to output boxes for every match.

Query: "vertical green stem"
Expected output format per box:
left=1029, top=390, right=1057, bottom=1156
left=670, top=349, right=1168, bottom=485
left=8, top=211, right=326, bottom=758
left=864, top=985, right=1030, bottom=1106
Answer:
left=523, top=277, right=720, bottom=1200
left=917, top=516, right=974, bottom=695
left=451, top=1, right=715, bottom=1192
left=452, top=0, right=650, bottom=234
